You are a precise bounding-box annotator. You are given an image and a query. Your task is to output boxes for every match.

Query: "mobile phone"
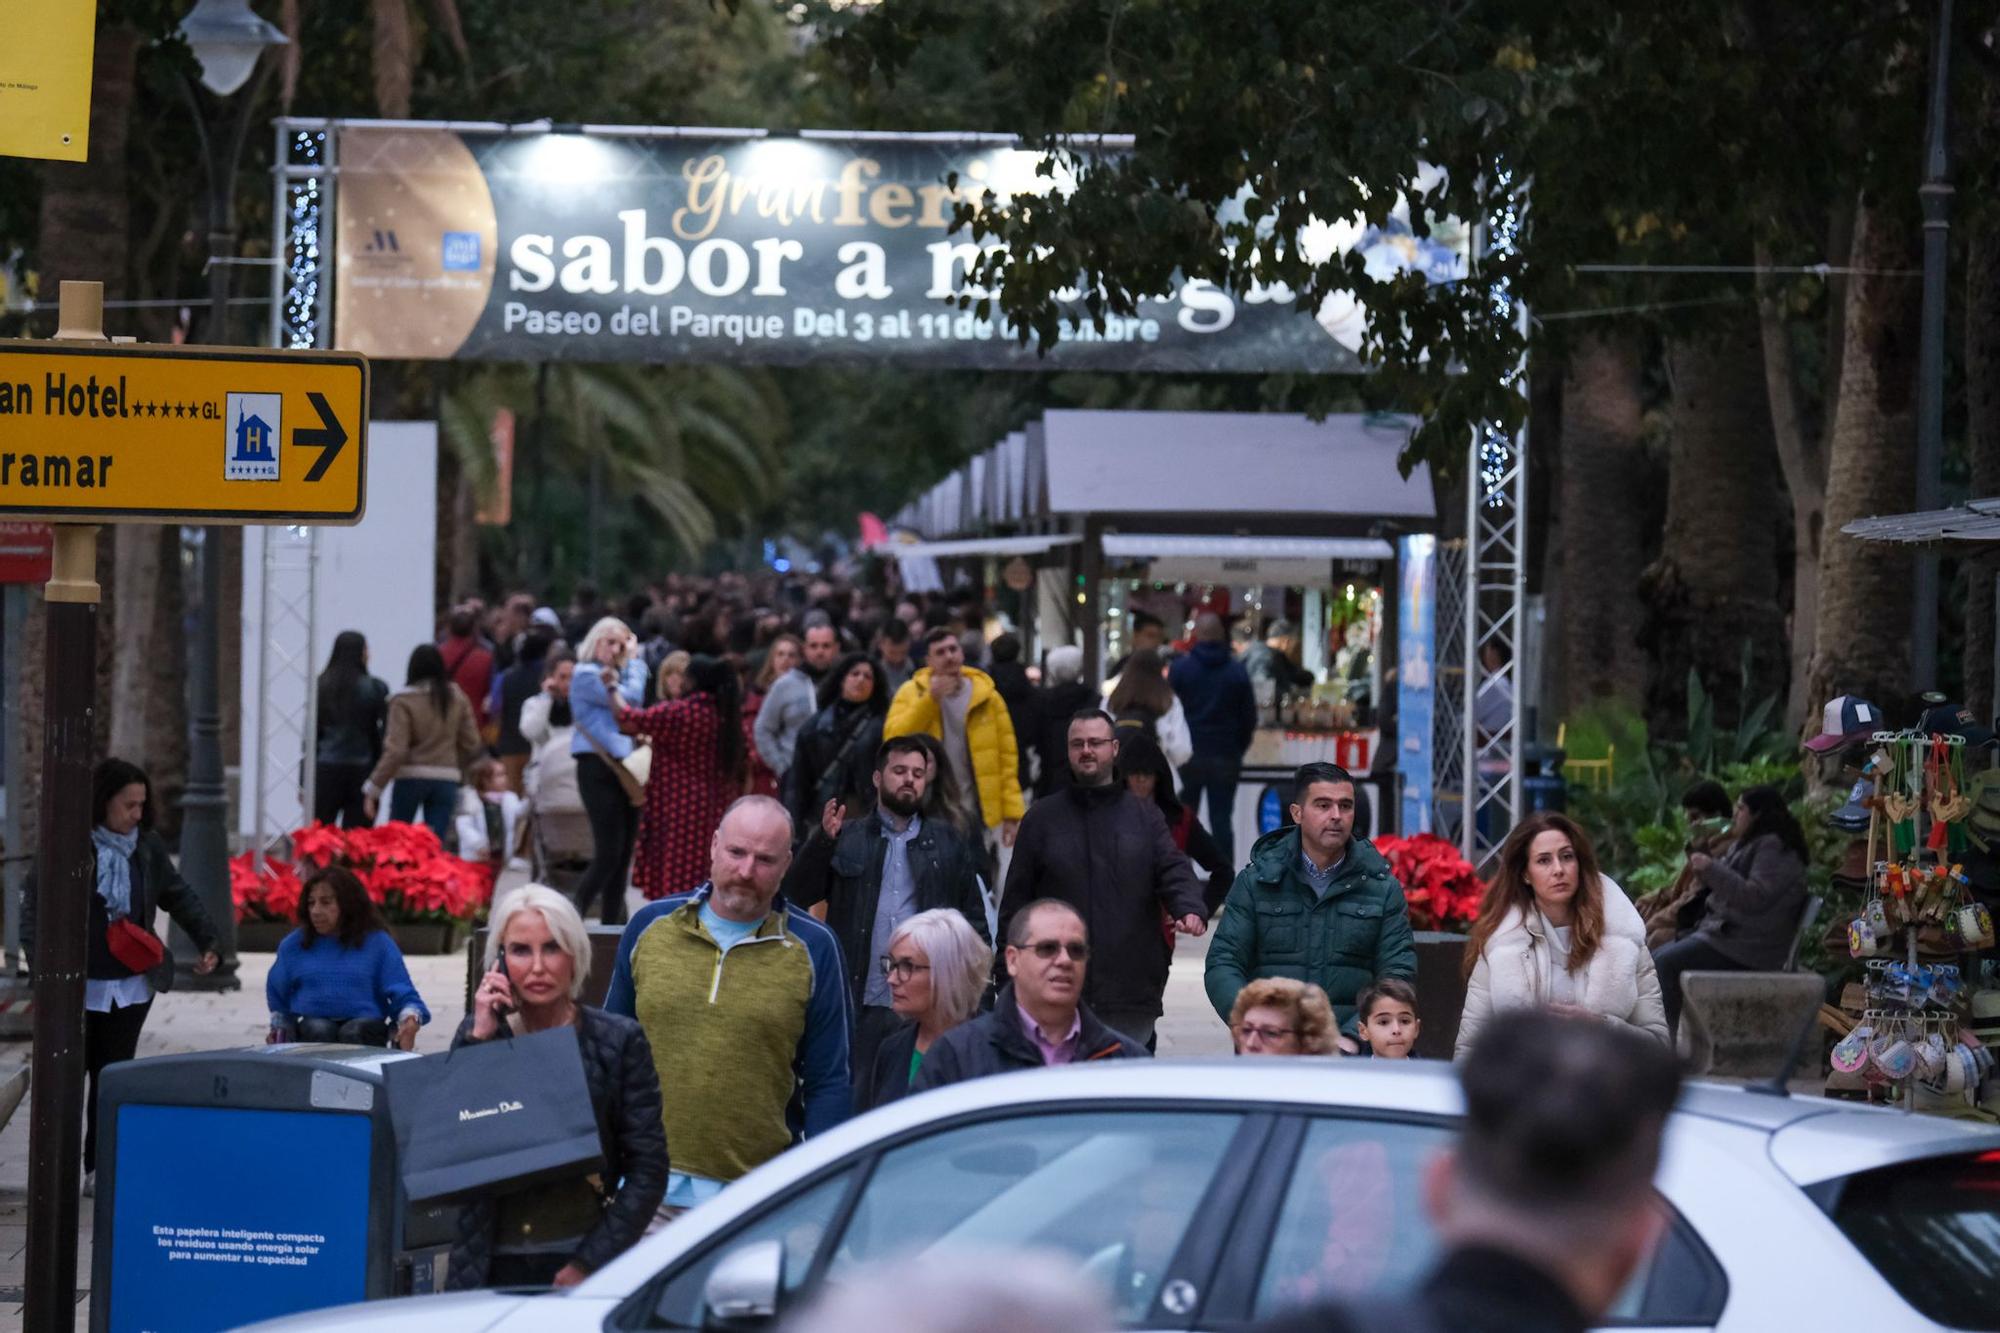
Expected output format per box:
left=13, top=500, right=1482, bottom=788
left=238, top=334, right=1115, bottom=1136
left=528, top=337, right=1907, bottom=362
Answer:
left=489, top=954, right=517, bottom=1019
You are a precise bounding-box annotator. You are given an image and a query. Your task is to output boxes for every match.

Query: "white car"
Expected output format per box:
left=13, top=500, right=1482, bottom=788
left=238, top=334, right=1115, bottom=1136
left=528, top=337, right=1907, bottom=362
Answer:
left=248, top=1059, right=2000, bottom=1332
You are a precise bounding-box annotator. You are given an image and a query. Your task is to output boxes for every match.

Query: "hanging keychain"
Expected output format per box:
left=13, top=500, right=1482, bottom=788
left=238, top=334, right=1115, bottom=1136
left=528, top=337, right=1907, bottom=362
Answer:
left=1884, top=739, right=1919, bottom=853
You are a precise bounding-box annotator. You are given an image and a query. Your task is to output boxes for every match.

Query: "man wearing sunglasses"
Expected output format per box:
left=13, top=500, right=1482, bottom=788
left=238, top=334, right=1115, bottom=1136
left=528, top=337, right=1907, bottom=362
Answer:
left=996, top=709, right=1207, bottom=1050
left=913, top=898, right=1148, bottom=1091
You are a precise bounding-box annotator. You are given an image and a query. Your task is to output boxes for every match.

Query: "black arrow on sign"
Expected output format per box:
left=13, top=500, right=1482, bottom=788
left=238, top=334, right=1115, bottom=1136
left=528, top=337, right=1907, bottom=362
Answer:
left=293, top=391, right=348, bottom=482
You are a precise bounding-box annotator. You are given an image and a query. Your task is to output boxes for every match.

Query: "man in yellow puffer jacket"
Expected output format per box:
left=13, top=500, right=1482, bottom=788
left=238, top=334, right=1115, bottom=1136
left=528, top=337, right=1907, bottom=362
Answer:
left=883, top=628, right=1024, bottom=849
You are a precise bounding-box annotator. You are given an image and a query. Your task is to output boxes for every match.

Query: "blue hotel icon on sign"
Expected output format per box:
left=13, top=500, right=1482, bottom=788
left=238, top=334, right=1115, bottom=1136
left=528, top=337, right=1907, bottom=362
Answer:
left=224, top=392, right=282, bottom=481
left=442, top=231, right=481, bottom=271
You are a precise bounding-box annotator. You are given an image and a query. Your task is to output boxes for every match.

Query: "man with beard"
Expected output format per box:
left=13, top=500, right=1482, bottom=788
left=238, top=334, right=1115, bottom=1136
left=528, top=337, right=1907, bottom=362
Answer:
left=784, top=736, right=990, bottom=1082
left=606, top=797, right=851, bottom=1217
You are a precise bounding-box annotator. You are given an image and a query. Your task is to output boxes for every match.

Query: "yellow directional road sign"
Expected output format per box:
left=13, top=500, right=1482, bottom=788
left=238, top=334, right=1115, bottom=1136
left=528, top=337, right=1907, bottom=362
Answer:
left=0, top=342, right=369, bottom=524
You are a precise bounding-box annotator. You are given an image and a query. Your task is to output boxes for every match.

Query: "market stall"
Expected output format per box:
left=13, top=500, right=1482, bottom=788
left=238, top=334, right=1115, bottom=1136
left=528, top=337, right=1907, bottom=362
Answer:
left=1824, top=728, right=2000, bottom=1116
left=890, top=408, right=1438, bottom=857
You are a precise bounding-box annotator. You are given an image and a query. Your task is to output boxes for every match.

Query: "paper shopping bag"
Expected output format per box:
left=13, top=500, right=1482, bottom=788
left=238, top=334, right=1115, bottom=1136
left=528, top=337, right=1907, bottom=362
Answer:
left=383, top=1025, right=605, bottom=1204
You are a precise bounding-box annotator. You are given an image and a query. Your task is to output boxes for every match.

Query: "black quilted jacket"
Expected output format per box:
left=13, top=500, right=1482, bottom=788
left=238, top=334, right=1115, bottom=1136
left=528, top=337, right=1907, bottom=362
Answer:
left=445, top=1005, right=669, bottom=1288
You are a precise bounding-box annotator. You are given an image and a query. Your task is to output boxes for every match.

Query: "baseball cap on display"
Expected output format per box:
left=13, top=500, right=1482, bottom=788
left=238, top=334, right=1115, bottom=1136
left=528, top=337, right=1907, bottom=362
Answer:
left=1915, top=701, right=1997, bottom=749
left=1804, top=695, right=1881, bottom=752
left=1827, top=779, right=1872, bottom=832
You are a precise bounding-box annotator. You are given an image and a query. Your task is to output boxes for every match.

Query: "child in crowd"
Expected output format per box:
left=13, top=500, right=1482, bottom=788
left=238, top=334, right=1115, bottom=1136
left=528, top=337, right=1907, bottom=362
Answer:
left=267, top=867, right=429, bottom=1049
left=1356, top=977, right=1421, bottom=1059
left=456, top=756, right=526, bottom=868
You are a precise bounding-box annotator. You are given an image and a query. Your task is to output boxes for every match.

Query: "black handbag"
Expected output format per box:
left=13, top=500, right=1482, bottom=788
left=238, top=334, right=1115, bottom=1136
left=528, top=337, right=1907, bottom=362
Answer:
left=383, top=1025, right=606, bottom=1204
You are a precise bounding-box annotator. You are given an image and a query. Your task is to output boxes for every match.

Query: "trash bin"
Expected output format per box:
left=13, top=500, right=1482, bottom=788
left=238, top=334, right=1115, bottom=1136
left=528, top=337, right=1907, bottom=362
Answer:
left=90, top=1044, right=450, bottom=1333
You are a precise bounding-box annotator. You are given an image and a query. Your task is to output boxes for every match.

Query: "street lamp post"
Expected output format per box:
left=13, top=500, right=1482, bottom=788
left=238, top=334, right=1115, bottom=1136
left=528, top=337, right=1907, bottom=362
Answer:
left=173, top=0, right=288, bottom=991
left=1912, top=0, right=1954, bottom=692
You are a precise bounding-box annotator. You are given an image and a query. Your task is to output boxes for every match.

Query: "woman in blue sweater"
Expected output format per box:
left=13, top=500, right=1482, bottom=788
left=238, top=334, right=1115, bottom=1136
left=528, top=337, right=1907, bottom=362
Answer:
left=568, top=616, right=650, bottom=926
left=267, top=867, right=430, bottom=1048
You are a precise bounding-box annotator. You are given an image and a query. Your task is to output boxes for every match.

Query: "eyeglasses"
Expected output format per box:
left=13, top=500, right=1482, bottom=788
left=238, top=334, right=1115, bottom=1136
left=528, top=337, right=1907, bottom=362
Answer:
left=1022, top=940, right=1089, bottom=962
left=1234, top=1023, right=1297, bottom=1043
left=879, top=957, right=931, bottom=981
left=1068, top=737, right=1116, bottom=751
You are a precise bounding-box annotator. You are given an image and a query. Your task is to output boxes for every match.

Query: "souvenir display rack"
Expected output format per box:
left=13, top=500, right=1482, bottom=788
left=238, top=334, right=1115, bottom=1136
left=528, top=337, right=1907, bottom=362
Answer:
left=1832, top=731, right=1996, bottom=1113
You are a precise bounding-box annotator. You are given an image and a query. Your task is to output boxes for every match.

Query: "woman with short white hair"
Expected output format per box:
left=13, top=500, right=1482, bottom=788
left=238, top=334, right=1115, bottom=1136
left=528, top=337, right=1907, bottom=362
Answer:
left=449, top=885, right=667, bottom=1291
left=857, top=907, right=993, bottom=1112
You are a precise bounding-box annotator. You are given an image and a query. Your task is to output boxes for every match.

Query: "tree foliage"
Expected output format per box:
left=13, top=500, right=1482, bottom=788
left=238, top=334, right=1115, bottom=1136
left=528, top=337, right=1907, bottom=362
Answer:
left=817, top=0, right=1949, bottom=477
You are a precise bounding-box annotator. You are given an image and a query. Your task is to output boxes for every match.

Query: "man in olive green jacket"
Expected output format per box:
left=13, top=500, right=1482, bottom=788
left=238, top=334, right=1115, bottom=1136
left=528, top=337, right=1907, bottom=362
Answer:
left=1205, top=763, right=1417, bottom=1037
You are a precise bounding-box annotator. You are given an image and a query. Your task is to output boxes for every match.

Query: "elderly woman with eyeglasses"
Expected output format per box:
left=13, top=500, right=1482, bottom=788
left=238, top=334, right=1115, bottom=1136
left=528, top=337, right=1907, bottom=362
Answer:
left=1228, top=977, right=1341, bottom=1056
left=855, top=907, right=992, bottom=1112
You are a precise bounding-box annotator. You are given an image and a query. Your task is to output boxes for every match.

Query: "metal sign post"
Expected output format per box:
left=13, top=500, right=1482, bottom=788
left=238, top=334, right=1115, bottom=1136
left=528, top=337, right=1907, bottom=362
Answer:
left=23, top=280, right=106, bottom=1333
left=1, top=282, right=370, bottom=1331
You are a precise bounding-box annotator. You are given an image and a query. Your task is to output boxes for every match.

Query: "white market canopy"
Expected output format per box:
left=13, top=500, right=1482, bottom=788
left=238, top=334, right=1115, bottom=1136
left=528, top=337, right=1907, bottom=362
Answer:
left=1843, top=498, right=2000, bottom=544
left=891, top=409, right=1435, bottom=541
left=1040, top=409, right=1433, bottom=520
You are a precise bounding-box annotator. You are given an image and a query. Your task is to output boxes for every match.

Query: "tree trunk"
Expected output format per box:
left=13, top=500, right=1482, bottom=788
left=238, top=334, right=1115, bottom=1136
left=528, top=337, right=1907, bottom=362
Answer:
left=1807, top=199, right=1921, bottom=714
left=1966, top=214, right=2000, bottom=720
left=35, top=26, right=138, bottom=293
left=1639, top=318, right=1785, bottom=732
left=107, top=526, right=160, bottom=759
left=1756, top=245, right=1828, bottom=732
left=1553, top=331, right=1651, bottom=720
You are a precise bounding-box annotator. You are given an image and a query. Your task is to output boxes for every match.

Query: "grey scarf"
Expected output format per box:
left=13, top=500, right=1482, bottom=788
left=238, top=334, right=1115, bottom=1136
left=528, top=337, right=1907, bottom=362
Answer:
left=92, top=825, right=138, bottom=919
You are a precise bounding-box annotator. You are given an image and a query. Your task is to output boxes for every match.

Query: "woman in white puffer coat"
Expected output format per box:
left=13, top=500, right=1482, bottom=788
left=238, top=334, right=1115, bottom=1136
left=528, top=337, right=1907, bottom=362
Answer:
left=1454, top=811, right=1669, bottom=1058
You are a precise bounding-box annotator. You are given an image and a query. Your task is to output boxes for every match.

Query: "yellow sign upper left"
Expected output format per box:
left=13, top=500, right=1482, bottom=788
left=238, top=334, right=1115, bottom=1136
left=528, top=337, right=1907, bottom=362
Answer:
left=0, top=0, right=97, bottom=163
left=0, top=342, right=369, bottom=525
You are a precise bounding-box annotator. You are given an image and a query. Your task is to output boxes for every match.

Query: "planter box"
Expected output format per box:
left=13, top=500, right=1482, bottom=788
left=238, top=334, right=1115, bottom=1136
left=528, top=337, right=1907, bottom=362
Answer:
left=390, top=921, right=463, bottom=956
left=1412, top=932, right=1470, bottom=1060
left=235, top=920, right=293, bottom=953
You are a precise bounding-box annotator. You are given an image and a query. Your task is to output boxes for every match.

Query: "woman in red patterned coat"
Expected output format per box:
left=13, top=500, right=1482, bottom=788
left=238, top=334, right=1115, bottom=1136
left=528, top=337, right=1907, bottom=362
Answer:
left=617, top=655, right=746, bottom=899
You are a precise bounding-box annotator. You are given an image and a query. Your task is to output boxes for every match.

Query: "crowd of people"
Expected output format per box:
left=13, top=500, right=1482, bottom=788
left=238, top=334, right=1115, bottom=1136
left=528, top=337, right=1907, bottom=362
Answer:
left=143, top=569, right=1821, bottom=1300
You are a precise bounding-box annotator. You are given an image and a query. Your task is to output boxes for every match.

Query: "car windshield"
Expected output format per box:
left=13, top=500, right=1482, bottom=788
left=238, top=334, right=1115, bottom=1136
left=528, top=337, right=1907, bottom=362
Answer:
left=1826, top=1151, right=2000, bottom=1330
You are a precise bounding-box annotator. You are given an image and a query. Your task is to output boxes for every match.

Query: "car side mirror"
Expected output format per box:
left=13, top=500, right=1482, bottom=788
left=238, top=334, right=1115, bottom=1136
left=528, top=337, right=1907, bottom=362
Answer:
left=701, top=1238, right=785, bottom=1330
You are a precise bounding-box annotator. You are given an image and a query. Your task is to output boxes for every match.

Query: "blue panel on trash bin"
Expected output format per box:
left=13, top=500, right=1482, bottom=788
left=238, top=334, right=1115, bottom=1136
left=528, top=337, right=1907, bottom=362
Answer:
left=107, top=1105, right=372, bottom=1333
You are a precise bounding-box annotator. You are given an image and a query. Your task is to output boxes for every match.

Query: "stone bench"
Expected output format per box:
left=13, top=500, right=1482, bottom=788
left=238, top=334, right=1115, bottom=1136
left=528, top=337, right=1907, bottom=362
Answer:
left=1678, top=971, right=1825, bottom=1078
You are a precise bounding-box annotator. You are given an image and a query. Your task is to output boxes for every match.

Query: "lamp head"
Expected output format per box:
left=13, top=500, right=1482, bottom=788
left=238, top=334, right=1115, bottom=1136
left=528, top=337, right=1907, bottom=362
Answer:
left=177, top=0, right=289, bottom=97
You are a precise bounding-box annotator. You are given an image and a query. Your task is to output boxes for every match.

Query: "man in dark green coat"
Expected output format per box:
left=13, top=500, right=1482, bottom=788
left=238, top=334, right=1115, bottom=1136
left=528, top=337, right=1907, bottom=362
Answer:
left=1205, top=762, right=1417, bottom=1037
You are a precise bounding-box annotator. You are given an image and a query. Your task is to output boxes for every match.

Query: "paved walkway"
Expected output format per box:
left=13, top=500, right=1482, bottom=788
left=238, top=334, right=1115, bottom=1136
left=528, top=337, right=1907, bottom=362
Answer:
left=0, top=905, right=1232, bottom=1328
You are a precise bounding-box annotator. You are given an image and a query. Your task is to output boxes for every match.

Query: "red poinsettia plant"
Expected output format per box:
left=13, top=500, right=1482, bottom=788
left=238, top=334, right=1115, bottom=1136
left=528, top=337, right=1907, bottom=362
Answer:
left=231, top=821, right=496, bottom=925
left=1374, top=833, right=1487, bottom=932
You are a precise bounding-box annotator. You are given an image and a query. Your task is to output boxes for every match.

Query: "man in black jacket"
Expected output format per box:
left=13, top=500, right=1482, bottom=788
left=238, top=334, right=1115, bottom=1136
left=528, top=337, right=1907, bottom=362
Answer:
left=1253, top=1011, right=1682, bottom=1333
left=782, top=735, right=989, bottom=1081
left=997, top=709, right=1207, bottom=1048
left=913, top=899, right=1147, bottom=1091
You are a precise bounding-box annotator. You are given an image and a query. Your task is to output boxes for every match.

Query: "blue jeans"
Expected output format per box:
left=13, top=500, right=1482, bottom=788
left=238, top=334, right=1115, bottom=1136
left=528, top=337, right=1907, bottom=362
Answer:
left=389, top=777, right=459, bottom=845
left=1180, top=754, right=1242, bottom=867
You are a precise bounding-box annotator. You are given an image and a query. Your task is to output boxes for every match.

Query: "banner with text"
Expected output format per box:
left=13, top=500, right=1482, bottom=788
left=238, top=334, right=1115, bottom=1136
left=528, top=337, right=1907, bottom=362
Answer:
left=332, top=126, right=1422, bottom=372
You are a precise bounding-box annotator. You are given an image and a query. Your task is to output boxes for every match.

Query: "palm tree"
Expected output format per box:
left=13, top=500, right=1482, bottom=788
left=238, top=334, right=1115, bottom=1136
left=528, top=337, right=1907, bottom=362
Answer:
left=439, top=362, right=786, bottom=583
left=278, top=0, right=469, bottom=115
left=1553, top=331, right=1650, bottom=720
left=1808, top=201, right=1920, bottom=714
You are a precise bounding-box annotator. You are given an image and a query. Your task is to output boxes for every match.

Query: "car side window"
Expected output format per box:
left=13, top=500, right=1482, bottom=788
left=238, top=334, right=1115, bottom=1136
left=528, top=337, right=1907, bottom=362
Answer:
left=1254, top=1117, right=1725, bottom=1329
left=641, top=1168, right=857, bottom=1330
left=1251, top=1116, right=1451, bottom=1317
left=1602, top=1203, right=1728, bottom=1326
left=823, top=1110, right=1244, bottom=1324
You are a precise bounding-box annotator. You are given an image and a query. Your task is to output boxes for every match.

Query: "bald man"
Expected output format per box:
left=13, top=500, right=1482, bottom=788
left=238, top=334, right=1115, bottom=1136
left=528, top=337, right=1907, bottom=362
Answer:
left=607, top=796, right=852, bottom=1216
